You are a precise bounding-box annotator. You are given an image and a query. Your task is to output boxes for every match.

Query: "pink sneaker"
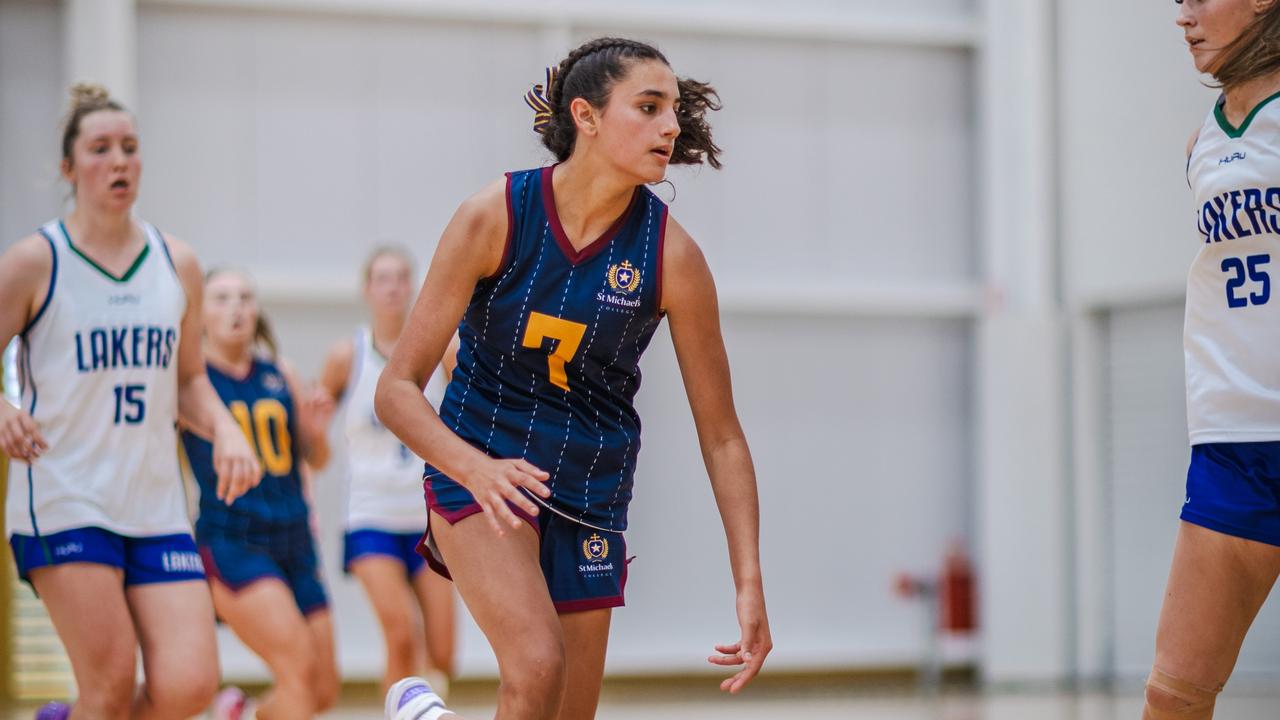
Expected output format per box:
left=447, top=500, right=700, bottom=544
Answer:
left=210, top=687, right=250, bottom=720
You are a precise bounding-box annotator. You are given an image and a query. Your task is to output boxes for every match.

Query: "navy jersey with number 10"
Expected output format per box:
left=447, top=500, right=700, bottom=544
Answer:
left=182, top=358, right=309, bottom=539
left=427, top=165, right=668, bottom=533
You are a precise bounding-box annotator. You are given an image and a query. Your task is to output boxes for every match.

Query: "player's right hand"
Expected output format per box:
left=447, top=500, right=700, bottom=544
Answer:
left=213, top=419, right=263, bottom=506
left=464, top=457, right=551, bottom=535
left=0, top=404, right=47, bottom=462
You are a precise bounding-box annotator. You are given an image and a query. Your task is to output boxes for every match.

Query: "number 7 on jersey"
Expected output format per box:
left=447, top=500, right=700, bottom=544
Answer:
left=523, top=312, right=587, bottom=392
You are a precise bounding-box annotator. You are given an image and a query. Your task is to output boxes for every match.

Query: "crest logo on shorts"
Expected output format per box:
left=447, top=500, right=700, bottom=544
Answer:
left=583, top=533, right=609, bottom=561
left=607, top=260, right=641, bottom=295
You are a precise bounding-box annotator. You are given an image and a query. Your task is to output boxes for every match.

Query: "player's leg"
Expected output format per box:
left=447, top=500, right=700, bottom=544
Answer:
left=1144, top=522, right=1280, bottom=719
left=554, top=609, right=611, bottom=720
left=428, top=510, right=567, bottom=720
left=352, top=553, right=421, bottom=691
left=208, top=577, right=320, bottom=720
left=126, top=581, right=221, bottom=720
left=410, top=551, right=458, bottom=680
left=29, top=563, right=138, bottom=720
left=303, top=609, right=341, bottom=714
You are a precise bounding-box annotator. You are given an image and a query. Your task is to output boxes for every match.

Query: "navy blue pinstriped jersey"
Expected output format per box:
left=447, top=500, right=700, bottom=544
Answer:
left=427, top=165, right=668, bottom=532
left=182, top=358, right=308, bottom=539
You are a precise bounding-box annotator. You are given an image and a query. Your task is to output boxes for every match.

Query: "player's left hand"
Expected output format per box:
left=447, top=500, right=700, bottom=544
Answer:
left=213, top=418, right=263, bottom=505
left=299, top=384, right=336, bottom=440
left=708, top=584, right=772, bottom=693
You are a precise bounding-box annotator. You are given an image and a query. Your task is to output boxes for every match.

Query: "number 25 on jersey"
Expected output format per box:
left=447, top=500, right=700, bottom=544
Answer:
left=1223, top=253, right=1271, bottom=308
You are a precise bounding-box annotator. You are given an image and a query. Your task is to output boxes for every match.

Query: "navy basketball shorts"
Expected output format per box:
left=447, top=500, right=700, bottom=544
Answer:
left=198, top=523, right=329, bottom=615
left=9, top=526, right=205, bottom=586
left=343, top=528, right=427, bottom=578
left=423, top=490, right=630, bottom=613
left=1183, top=441, right=1280, bottom=547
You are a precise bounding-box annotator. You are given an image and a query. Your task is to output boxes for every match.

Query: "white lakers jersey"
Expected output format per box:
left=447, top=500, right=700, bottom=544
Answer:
left=342, top=327, right=446, bottom=531
left=7, top=220, right=190, bottom=537
left=1186, top=92, right=1280, bottom=444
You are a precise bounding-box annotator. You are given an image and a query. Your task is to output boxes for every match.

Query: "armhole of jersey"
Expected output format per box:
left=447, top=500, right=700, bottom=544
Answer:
left=21, top=229, right=59, bottom=337
left=1186, top=128, right=1201, bottom=188
left=340, top=328, right=365, bottom=411
left=654, top=205, right=669, bottom=319
left=481, top=172, right=517, bottom=282
left=148, top=223, right=181, bottom=279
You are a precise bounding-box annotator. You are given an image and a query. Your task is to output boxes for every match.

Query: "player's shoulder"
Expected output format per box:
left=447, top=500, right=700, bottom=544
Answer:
left=1, top=232, right=56, bottom=274
left=660, top=212, right=701, bottom=265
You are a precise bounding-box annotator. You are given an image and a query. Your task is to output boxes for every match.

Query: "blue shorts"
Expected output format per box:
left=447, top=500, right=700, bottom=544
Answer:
left=424, top=491, right=630, bottom=613
left=8, top=526, right=205, bottom=587
left=1183, top=442, right=1280, bottom=547
left=343, top=529, right=427, bottom=578
left=198, top=523, right=328, bottom=615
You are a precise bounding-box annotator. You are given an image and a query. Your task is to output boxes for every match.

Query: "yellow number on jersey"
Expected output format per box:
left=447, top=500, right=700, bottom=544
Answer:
left=228, top=398, right=294, bottom=476
left=522, top=312, right=588, bottom=392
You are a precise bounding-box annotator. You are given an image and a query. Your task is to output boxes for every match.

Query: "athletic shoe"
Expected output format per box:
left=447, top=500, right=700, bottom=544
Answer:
left=385, top=676, right=449, bottom=720
left=209, top=686, right=250, bottom=720
left=34, top=702, right=70, bottom=720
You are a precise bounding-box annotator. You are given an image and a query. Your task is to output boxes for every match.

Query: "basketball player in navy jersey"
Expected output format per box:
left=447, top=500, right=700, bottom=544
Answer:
left=1144, top=2, right=1280, bottom=718
left=0, top=84, right=261, bottom=720
left=182, top=269, right=340, bottom=720
left=376, top=38, right=772, bottom=720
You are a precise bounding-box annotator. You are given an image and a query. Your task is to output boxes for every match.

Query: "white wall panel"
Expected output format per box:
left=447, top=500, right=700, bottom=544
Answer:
left=1058, top=1, right=1217, bottom=307
left=0, top=0, right=64, bottom=248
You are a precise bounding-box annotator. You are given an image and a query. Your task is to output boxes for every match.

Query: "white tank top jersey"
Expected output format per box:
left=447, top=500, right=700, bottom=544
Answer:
left=1185, top=92, right=1280, bottom=444
left=343, top=326, right=447, bottom=532
left=6, top=219, right=190, bottom=538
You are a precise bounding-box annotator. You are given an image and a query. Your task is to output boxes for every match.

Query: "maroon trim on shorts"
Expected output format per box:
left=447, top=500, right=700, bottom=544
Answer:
left=417, top=486, right=541, bottom=580
left=197, top=545, right=281, bottom=593
left=553, top=555, right=630, bottom=614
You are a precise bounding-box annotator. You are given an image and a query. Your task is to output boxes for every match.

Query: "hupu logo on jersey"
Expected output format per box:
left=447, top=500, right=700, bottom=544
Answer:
left=583, top=533, right=610, bottom=561
left=607, top=260, right=641, bottom=295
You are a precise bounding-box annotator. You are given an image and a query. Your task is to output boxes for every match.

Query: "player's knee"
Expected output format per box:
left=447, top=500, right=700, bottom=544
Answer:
left=147, top=659, right=220, bottom=718
left=75, top=651, right=137, bottom=720
left=380, top=610, right=416, bottom=662
left=77, top=674, right=135, bottom=720
left=500, top=639, right=566, bottom=710
left=1144, top=668, right=1221, bottom=719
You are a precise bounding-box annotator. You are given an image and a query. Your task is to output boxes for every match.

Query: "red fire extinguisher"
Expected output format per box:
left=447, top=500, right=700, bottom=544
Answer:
left=938, top=542, right=976, bottom=633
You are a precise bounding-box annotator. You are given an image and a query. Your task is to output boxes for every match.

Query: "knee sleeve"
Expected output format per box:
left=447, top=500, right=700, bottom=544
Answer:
left=1143, top=669, right=1223, bottom=720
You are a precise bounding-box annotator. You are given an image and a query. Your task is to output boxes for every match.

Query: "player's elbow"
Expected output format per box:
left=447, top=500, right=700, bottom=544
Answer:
left=372, top=372, right=401, bottom=432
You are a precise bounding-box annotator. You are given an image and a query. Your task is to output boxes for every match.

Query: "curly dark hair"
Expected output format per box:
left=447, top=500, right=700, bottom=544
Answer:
left=537, top=37, right=722, bottom=169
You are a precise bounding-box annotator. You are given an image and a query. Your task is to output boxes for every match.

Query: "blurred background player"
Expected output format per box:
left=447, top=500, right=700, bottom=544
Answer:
left=182, top=268, right=339, bottom=720
left=319, top=247, right=458, bottom=694
left=1147, top=2, right=1280, bottom=718
left=376, top=37, right=772, bottom=720
left=0, top=83, right=261, bottom=720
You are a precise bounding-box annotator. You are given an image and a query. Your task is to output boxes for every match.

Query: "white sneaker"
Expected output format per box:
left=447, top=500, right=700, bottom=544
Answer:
left=385, top=677, right=449, bottom=720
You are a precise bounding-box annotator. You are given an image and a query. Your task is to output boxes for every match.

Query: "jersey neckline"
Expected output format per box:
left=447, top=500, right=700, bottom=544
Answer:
left=1214, top=89, right=1280, bottom=139
left=540, top=164, right=639, bottom=266
left=60, top=219, right=151, bottom=283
